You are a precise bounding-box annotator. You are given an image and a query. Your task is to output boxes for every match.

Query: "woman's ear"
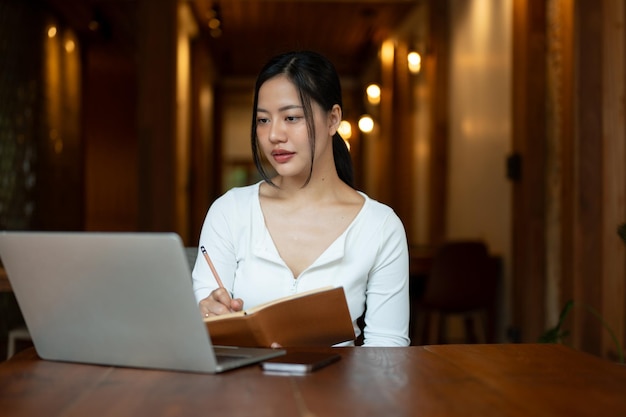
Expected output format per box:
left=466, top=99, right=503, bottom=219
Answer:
left=328, top=104, right=342, bottom=135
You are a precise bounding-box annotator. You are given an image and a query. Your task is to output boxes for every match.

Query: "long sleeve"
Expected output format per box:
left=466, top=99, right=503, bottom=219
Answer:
left=192, top=190, right=240, bottom=302
left=359, top=212, right=410, bottom=346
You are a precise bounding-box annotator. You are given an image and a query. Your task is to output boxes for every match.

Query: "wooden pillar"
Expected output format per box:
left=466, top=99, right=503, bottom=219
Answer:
left=599, top=0, right=625, bottom=362
left=426, top=0, right=450, bottom=247
left=188, top=37, right=219, bottom=245
left=573, top=0, right=605, bottom=357
left=136, top=0, right=178, bottom=234
left=378, top=41, right=394, bottom=205
left=511, top=0, right=547, bottom=342
left=547, top=0, right=625, bottom=360
left=547, top=0, right=575, bottom=343
left=391, top=42, right=414, bottom=237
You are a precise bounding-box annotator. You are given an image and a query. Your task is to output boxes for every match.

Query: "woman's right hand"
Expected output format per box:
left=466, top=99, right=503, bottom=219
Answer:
left=199, top=288, right=244, bottom=318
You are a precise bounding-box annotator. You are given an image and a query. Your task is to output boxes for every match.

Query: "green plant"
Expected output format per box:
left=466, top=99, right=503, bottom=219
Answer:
left=538, top=299, right=573, bottom=344
left=540, top=224, right=626, bottom=363
left=539, top=300, right=624, bottom=364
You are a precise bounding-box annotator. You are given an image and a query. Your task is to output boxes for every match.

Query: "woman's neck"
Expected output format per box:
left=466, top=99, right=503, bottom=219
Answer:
left=263, top=171, right=349, bottom=204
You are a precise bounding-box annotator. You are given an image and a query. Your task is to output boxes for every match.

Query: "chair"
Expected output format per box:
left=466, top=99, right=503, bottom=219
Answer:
left=185, top=247, right=198, bottom=271
left=414, top=241, right=499, bottom=345
left=6, top=326, right=31, bottom=359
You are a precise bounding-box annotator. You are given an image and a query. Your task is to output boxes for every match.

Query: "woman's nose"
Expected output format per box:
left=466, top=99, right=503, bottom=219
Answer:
left=268, top=122, right=286, bottom=143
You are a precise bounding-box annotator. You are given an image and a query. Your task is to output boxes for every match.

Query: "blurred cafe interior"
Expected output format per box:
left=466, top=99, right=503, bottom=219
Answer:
left=0, top=0, right=625, bottom=362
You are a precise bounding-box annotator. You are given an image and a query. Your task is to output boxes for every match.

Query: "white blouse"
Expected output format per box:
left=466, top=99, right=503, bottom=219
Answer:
left=192, top=182, right=410, bottom=346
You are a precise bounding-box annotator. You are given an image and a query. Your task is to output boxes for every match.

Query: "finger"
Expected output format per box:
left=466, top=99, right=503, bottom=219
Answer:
left=230, top=298, right=244, bottom=312
left=199, top=293, right=231, bottom=318
left=198, top=299, right=216, bottom=318
left=201, top=302, right=230, bottom=317
left=213, top=287, right=232, bottom=305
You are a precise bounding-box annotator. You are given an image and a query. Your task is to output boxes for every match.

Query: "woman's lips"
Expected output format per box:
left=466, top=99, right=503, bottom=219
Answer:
left=271, top=150, right=295, bottom=163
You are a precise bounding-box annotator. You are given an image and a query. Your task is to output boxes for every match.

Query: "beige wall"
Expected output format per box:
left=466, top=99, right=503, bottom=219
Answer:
left=447, top=0, right=513, bottom=339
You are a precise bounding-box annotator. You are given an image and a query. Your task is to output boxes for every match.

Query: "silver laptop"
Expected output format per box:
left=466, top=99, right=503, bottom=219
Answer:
left=0, top=231, right=285, bottom=373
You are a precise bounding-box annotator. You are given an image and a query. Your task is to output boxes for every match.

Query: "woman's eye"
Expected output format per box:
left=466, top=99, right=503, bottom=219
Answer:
left=286, top=116, right=302, bottom=122
left=256, top=117, right=269, bottom=125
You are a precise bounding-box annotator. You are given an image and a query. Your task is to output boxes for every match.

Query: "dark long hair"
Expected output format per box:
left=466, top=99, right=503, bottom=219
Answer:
left=251, top=50, right=354, bottom=188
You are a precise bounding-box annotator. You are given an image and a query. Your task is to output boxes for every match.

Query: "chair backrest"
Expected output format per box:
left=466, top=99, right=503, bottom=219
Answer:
left=420, top=241, right=498, bottom=312
left=185, top=247, right=198, bottom=271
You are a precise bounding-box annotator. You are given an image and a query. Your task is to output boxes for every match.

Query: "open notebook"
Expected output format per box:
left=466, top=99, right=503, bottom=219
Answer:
left=0, top=231, right=285, bottom=373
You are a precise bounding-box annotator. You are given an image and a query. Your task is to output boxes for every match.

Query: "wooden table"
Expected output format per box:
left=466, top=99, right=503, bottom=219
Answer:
left=1, top=344, right=625, bottom=416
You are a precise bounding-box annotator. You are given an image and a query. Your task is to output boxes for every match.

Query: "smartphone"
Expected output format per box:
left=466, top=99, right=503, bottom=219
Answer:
left=261, top=351, right=341, bottom=375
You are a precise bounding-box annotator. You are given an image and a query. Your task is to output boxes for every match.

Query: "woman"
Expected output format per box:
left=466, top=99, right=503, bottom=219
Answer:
left=193, top=50, right=409, bottom=346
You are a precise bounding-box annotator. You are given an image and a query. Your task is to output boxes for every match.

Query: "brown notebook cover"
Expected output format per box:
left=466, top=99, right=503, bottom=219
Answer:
left=203, top=287, right=355, bottom=347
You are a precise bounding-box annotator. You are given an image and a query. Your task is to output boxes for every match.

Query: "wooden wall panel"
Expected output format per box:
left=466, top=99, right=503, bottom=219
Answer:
left=600, top=0, right=625, bottom=361
left=391, top=42, right=414, bottom=236
left=553, top=0, right=576, bottom=343
left=545, top=0, right=625, bottom=360
left=188, top=38, right=218, bottom=246
left=511, top=0, right=547, bottom=343
left=84, top=43, right=138, bottom=231
left=427, top=0, right=449, bottom=247
left=574, top=0, right=604, bottom=355
left=136, top=0, right=178, bottom=234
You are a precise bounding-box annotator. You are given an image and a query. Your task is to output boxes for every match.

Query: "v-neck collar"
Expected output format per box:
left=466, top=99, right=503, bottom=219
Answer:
left=250, top=181, right=368, bottom=277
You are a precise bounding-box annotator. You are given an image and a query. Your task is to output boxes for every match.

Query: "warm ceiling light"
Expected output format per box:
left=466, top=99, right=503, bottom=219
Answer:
left=338, top=120, right=352, bottom=139
left=47, top=26, right=57, bottom=38
left=408, top=51, right=421, bottom=74
left=366, top=84, right=381, bottom=105
left=358, top=115, right=374, bottom=134
left=208, top=18, right=221, bottom=30
left=207, top=5, right=222, bottom=38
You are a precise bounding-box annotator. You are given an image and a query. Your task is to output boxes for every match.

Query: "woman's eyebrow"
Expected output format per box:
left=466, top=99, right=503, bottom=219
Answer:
left=256, top=104, right=303, bottom=113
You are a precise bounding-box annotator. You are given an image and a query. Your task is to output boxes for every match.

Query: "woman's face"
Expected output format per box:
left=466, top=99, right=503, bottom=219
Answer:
left=255, top=75, right=333, bottom=181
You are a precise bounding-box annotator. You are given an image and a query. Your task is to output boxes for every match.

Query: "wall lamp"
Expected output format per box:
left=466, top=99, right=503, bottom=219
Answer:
left=408, top=51, right=421, bottom=74
left=358, top=115, right=374, bottom=134
left=366, top=84, right=381, bottom=105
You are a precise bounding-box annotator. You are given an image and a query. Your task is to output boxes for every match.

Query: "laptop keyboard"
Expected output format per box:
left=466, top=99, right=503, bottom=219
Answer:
left=215, top=353, right=252, bottom=365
